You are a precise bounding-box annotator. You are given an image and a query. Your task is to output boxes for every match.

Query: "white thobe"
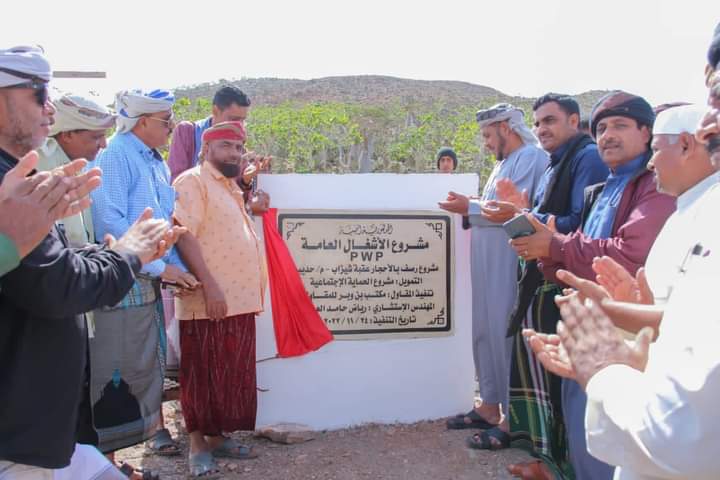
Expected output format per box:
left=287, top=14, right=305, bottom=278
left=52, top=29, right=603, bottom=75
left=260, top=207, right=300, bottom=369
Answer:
left=643, top=172, right=720, bottom=303
left=585, top=181, right=720, bottom=480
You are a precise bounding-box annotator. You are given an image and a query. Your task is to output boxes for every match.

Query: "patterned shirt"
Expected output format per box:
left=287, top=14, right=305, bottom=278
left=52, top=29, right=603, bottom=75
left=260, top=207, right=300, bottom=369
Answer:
left=90, top=132, right=185, bottom=276
left=173, top=161, right=266, bottom=320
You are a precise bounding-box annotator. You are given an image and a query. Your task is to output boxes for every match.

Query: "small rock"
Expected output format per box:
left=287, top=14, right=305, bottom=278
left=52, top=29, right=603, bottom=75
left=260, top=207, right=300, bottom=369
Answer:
left=226, top=463, right=238, bottom=472
left=257, top=423, right=316, bottom=444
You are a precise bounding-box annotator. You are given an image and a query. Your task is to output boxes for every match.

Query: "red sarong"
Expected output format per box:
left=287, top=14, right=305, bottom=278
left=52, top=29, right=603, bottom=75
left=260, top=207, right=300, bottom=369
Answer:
left=262, top=208, right=333, bottom=357
left=179, top=314, right=256, bottom=435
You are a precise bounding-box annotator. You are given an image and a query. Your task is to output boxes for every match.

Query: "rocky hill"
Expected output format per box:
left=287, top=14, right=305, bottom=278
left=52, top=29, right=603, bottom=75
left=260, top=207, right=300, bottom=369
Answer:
left=172, top=76, right=609, bottom=175
left=176, top=75, right=504, bottom=108
left=175, top=75, right=606, bottom=114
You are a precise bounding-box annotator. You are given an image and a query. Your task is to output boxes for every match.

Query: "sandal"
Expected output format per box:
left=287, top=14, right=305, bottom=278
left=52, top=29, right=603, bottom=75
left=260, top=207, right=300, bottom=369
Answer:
left=117, top=462, right=160, bottom=480
left=187, top=451, right=221, bottom=479
left=466, top=427, right=511, bottom=450
left=446, top=409, right=497, bottom=430
left=211, top=437, right=258, bottom=460
left=146, top=428, right=181, bottom=457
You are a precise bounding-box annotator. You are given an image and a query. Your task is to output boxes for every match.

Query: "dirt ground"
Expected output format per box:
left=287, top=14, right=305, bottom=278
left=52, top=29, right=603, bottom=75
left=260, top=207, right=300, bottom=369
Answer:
left=116, top=402, right=534, bottom=480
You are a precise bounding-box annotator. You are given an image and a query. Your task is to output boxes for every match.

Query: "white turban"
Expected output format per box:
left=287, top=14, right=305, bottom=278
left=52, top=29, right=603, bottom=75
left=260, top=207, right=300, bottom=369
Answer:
left=0, top=45, right=51, bottom=87
left=49, top=94, right=116, bottom=136
left=476, top=103, right=539, bottom=146
left=653, top=104, right=708, bottom=135
left=115, top=89, right=175, bottom=134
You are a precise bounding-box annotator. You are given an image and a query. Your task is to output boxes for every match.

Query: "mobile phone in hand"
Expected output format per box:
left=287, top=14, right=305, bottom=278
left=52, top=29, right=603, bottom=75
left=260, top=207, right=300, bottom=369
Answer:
left=503, top=215, right=536, bottom=239
left=160, top=280, right=181, bottom=289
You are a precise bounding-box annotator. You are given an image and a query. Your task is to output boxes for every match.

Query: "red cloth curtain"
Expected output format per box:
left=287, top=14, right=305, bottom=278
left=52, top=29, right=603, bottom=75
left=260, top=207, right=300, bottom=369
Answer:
left=262, top=208, right=333, bottom=357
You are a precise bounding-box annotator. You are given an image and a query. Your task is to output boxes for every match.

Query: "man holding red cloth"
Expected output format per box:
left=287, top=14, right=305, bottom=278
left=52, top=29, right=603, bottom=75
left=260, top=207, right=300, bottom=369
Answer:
left=173, top=121, right=266, bottom=478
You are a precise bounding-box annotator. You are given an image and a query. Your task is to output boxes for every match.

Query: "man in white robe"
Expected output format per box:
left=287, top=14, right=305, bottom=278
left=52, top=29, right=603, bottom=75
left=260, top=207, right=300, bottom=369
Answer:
left=439, top=104, right=548, bottom=447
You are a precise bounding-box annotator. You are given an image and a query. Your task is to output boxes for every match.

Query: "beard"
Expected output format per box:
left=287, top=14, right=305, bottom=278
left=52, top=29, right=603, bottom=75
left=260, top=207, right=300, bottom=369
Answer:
left=496, top=135, right=507, bottom=161
left=0, top=119, right=38, bottom=156
left=711, top=151, right=720, bottom=171
left=653, top=173, right=668, bottom=194
left=0, top=95, right=44, bottom=156
left=212, top=160, right=240, bottom=178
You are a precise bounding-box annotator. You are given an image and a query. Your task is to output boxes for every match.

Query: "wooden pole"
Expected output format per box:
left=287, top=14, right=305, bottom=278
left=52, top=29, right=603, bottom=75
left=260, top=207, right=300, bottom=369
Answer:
left=53, top=71, right=106, bottom=79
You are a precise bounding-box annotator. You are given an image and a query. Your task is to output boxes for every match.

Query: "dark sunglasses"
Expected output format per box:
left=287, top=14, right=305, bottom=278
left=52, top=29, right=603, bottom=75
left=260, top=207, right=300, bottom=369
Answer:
left=12, top=81, right=48, bottom=106
left=0, top=67, right=49, bottom=106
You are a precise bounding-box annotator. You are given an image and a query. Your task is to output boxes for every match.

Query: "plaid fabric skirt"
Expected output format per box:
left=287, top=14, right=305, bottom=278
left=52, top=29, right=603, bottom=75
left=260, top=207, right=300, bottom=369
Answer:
left=85, top=277, right=165, bottom=453
left=508, top=282, right=574, bottom=479
left=180, top=313, right=257, bottom=436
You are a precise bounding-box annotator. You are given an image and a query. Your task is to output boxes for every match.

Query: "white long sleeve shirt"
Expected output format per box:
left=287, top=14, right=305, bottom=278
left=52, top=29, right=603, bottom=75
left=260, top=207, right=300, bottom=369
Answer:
left=585, top=182, right=720, bottom=480
left=643, top=172, right=720, bottom=304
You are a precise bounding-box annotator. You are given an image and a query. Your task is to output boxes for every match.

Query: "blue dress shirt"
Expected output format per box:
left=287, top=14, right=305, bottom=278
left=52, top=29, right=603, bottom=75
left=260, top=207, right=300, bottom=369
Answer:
left=91, top=132, right=186, bottom=276
left=584, top=153, right=647, bottom=240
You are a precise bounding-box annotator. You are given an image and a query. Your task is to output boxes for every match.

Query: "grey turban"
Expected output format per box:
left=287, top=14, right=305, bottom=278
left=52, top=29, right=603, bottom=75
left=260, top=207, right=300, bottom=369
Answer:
left=0, top=45, right=51, bottom=87
left=476, top=103, right=538, bottom=146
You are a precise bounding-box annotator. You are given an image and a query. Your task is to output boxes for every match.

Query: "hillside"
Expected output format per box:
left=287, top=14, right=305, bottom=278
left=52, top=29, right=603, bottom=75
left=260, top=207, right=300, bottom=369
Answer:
left=176, top=75, right=508, bottom=109
left=172, top=76, right=609, bottom=177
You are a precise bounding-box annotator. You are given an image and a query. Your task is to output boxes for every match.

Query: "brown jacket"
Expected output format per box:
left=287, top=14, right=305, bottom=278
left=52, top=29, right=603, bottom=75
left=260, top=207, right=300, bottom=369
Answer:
left=541, top=163, right=676, bottom=283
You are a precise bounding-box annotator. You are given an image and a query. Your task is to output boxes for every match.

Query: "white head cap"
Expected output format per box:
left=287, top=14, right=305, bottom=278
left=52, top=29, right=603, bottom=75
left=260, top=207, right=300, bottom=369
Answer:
left=653, top=104, right=708, bottom=135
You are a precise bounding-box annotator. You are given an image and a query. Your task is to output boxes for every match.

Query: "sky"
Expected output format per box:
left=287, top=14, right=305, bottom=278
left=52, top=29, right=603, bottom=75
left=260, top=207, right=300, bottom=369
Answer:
left=4, top=0, right=718, bottom=109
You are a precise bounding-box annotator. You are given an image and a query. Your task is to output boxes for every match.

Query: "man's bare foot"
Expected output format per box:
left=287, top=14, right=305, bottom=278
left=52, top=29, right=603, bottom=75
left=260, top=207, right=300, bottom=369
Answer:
left=507, top=461, right=554, bottom=480
left=473, top=402, right=502, bottom=425
left=205, top=435, right=226, bottom=450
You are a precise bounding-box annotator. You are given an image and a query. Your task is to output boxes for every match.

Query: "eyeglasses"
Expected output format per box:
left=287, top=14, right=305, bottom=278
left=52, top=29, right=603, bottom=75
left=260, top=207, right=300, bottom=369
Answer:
left=12, top=81, right=49, bottom=107
left=0, top=66, right=50, bottom=107
left=145, top=115, right=175, bottom=128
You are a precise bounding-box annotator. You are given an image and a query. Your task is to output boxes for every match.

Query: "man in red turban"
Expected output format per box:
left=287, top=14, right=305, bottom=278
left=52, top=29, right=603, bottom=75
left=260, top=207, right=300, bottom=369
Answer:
left=173, top=121, right=267, bottom=478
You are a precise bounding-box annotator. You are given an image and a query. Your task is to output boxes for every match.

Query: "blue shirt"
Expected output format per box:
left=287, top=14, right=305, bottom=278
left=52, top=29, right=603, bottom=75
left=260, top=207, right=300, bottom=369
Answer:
left=91, top=132, right=185, bottom=276
left=532, top=140, right=608, bottom=234
left=468, top=143, right=549, bottom=227
left=584, top=153, right=647, bottom=240
left=192, top=117, right=213, bottom=167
